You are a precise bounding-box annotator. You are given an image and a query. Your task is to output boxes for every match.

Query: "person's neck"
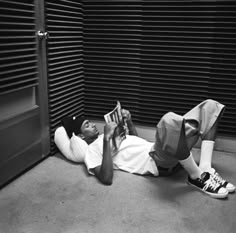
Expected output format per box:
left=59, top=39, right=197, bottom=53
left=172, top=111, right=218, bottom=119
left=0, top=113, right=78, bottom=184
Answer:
left=86, top=135, right=98, bottom=145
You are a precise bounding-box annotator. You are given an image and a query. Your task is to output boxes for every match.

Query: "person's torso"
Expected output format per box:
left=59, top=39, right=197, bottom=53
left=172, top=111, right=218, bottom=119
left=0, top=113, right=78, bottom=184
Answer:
left=86, top=134, right=158, bottom=175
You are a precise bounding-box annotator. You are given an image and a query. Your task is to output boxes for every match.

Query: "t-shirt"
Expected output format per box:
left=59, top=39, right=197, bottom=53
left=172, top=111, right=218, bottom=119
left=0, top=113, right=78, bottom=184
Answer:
left=84, top=134, right=159, bottom=176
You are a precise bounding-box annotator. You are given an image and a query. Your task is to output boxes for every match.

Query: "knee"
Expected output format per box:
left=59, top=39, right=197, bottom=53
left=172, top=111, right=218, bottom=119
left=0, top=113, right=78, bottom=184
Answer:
left=157, top=112, right=184, bottom=132
left=160, top=112, right=181, bottom=123
left=204, top=99, right=222, bottom=110
left=202, top=99, right=221, bottom=113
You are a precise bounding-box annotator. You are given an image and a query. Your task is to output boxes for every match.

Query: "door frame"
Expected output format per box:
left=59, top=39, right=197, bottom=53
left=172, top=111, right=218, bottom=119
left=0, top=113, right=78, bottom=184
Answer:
left=35, top=0, right=50, bottom=157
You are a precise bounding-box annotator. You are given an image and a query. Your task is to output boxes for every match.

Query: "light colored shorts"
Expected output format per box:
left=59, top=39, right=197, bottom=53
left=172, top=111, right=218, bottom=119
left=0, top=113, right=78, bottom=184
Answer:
left=152, top=99, right=225, bottom=168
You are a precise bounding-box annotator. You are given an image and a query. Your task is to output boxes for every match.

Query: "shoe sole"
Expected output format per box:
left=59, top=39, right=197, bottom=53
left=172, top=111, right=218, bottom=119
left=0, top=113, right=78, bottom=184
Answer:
left=227, top=187, right=236, bottom=193
left=187, top=181, right=229, bottom=199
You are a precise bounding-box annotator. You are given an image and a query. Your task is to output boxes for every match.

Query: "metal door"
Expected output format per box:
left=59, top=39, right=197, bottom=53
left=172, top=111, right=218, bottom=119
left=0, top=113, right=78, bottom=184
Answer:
left=0, top=0, right=50, bottom=187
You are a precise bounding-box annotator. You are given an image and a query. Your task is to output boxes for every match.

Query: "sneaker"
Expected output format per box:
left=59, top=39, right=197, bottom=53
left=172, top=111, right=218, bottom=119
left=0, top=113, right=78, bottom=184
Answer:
left=187, top=172, right=228, bottom=199
left=211, top=171, right=236, bottom=193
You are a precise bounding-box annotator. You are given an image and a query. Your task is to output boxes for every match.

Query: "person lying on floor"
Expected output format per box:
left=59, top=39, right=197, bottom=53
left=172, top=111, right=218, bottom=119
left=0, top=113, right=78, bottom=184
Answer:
left=55, top=99, right=235, bottom=199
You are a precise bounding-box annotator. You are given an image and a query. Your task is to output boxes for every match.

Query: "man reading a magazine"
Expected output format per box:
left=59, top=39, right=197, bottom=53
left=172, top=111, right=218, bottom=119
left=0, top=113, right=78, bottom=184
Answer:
left=66, top=99, right=235, bottom=199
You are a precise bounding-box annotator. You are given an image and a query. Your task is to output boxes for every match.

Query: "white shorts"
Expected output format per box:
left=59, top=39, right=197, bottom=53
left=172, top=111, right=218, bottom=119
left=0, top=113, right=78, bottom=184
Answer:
left=152, top=99, right=225, bottom=168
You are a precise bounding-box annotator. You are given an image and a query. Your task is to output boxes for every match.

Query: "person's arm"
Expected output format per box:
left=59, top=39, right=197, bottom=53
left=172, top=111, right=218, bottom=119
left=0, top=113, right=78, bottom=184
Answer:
left=122, top=109, right=138, bottom=136
left=93, top=122, right=117, bottom=185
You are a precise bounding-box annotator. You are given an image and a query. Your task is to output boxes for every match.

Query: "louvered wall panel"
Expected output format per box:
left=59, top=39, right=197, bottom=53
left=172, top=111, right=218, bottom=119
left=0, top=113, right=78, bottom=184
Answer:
left=140, top=0, right=236, bottom=136
left=207, top=1, right=236, bottom=136
left=45, top=0, right=84, bottom=153
left=84, top=0, right=236, bottom=137
left=0, top=0, right=38, bottom=95
left=83, top=1, right=142, bottom=118
left=140, top=1, right=210, bottom=120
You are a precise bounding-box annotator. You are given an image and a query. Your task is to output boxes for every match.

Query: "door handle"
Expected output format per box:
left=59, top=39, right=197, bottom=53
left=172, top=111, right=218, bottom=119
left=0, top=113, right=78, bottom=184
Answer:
left=36, top=31, right=49, bottom=40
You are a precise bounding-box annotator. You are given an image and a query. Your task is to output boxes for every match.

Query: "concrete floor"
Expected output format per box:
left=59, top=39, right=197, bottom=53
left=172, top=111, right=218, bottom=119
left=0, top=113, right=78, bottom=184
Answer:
left=0, top=148, right=235, bottom=233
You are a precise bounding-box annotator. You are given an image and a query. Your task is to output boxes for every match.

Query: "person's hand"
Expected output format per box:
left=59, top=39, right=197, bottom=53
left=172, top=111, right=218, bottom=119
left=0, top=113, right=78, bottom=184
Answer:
left=122, top=108, right=138, bottom=136
left=104, top=122, right=117, bottom=141
left=121, top=109, right=131, bottom=121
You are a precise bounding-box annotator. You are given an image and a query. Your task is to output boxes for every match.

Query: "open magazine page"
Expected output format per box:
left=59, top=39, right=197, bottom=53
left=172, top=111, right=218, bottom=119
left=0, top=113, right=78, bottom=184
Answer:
left=104, top=101, right=126, bottom=151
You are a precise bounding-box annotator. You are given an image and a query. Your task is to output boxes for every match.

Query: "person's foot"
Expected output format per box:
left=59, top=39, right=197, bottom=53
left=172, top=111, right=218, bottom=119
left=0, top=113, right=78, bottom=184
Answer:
left=210, top=170, right=236, bottom=193
left=187, top=172, right=228, bottom=199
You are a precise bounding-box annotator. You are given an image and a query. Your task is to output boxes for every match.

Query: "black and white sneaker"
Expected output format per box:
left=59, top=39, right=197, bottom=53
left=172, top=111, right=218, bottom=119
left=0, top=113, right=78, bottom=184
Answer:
left=187, top=172, right=228, bottom=199
left=211, top=170, right=236, bottom=193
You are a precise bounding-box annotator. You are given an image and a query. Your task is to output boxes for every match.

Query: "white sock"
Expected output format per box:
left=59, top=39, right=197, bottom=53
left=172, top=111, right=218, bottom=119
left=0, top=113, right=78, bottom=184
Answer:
left=199, top=140, right=215, bottom=173
left=179, top=153, right=202, bottom=179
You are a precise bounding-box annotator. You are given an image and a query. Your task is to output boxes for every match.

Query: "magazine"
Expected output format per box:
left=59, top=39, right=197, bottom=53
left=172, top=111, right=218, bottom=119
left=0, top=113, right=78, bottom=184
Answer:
left=104, top=101, right=127, bottom=151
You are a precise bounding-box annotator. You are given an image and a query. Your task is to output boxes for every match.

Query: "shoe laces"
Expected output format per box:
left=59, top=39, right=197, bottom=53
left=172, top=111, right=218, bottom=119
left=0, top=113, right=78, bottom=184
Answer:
left=203, top=175, right=220, bottom=191
left=211, top=172, right=226, bottom=185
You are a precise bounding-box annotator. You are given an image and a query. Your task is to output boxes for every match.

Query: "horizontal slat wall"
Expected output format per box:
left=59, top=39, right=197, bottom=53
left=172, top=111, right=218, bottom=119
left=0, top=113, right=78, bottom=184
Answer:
left=140, top=0, right=236, bottom=136
left=84, top=0, right=236, bottom=137
left=0, top=0, right=38, bottom=95
left=46, top=0, right=84, bottom=153
left=140, top=1, right=210, bottom=120
left=207, top=1, right=236, bottom=136
left=83, top=1, right=142, bottom=118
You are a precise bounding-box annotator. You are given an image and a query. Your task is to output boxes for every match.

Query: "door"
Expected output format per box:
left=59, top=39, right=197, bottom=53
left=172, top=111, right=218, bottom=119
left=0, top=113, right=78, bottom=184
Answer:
left=0, top=0, right=50, bottom=187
